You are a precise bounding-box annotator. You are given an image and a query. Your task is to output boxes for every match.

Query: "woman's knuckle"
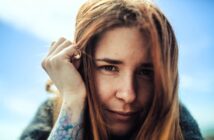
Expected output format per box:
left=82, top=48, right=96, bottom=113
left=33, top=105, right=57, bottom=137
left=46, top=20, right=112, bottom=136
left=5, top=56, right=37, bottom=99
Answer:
left=51, top=41, right=56, bottom=46
left=41, top=59, right=48, bottom=69
left=59, top=37, right=66, bottom=42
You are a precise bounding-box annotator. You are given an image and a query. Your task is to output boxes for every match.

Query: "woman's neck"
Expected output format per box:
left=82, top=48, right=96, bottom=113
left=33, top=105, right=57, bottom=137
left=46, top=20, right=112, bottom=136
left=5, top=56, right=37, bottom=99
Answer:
left=109, top=130, right=137, bottom=140
left=110, top=134, right=132, bottom=140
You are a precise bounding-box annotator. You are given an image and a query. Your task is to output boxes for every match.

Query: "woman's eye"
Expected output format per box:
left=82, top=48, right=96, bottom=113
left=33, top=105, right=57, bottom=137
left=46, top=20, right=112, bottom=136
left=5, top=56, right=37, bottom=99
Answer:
left=137, top=68, right=154, bottom=79
left=98, top=65, right=118, bottom=72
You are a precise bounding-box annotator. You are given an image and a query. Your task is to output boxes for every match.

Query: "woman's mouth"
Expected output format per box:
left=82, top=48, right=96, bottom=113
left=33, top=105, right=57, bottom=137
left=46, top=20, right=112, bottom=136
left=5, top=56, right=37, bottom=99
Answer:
left=105, top=109, right=138, bottom=122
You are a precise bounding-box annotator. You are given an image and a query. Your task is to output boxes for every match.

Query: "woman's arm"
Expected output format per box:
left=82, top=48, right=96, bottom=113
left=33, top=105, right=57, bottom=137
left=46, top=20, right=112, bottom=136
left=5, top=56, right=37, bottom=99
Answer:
left=21, top=38, right=86, bottom=140
left=20, top=96, right=86, bottom=140
left=48, top=94, right=86, bottom=140
left=42, top=37, right=87, bottom=139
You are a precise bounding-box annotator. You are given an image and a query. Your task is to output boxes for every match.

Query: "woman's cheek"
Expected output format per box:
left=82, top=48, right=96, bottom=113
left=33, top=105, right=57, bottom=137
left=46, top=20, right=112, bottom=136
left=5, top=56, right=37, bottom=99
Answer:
left=95, top=74, right=117, bottom=101
left=137, top=80, right=153, bottom=104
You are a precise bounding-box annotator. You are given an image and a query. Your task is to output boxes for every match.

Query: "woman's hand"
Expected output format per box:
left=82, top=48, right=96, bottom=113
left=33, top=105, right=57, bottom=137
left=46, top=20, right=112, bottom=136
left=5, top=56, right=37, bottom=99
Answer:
left=42, top=37, right=86, bottom=101
left=42, top=38, right=86, bottom=140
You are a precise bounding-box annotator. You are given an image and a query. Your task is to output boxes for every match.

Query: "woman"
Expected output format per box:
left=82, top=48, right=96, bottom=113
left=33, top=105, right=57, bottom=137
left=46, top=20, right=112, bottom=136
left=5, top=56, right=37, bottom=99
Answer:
left=20, top=0, right=203, bottom=139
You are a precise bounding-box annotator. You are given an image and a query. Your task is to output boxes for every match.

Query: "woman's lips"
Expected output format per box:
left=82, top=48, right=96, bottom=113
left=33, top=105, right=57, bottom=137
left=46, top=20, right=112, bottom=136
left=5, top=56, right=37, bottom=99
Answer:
left=106, top=109, right=138, bottom=121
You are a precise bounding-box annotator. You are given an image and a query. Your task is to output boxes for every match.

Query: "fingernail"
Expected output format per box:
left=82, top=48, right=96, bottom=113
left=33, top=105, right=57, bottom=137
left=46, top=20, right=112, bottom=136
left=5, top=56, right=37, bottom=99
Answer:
left=74, top=49, right=81, bottom=59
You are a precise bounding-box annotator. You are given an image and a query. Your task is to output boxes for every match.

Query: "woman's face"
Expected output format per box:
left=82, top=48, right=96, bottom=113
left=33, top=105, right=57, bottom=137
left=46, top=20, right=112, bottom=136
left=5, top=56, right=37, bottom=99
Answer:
left=93, top=27, right=153, bottom=136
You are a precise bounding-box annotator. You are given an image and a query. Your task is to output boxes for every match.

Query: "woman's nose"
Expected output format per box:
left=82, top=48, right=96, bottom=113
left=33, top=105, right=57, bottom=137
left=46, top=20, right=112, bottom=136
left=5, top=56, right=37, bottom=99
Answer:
left=115, top=75, right=137, bottom=104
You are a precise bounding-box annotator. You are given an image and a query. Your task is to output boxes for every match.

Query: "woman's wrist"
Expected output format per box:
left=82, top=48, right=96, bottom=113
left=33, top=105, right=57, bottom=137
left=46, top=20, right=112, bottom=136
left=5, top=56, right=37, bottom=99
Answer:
left=62, top=90, right=86, bottom=105
left=48, top=96, right=84, bottom=140
left=61, top=91, right=86, bottom=123
left=61, top=84, right=86, bottom=101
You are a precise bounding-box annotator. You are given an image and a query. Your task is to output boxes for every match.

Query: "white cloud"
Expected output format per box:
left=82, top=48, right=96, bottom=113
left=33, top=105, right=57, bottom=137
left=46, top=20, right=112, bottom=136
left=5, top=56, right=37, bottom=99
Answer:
left=3, top=96, right=39, bottom=117
left=0, top=85, right=55, bottom=140
left=0, top=83, right=49, bottom=118
left=0, top=0, right=86, bottom=41
left=0, top=88, right=43, bottom=139
left=0, top=121, right=25, bottom=140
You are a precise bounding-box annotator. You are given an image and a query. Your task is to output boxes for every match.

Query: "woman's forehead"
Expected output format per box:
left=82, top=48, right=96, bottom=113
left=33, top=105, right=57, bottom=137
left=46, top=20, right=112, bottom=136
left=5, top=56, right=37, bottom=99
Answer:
left=94, top=27, right=152, bottom=66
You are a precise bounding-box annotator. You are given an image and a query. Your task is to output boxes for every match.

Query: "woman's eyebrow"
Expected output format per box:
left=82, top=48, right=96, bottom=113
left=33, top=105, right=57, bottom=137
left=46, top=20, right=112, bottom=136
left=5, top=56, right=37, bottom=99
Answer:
left=95, top=58, right=124, bottom=65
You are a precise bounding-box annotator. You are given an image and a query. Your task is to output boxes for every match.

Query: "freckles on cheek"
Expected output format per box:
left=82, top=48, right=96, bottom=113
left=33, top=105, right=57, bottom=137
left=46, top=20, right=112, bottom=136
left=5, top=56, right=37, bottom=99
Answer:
left=95, top=75, right=115, bottom=101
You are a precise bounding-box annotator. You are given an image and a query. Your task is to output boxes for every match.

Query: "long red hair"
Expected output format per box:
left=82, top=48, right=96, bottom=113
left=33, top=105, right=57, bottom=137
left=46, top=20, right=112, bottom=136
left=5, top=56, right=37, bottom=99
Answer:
left=48, top=0, right=183, bottom=139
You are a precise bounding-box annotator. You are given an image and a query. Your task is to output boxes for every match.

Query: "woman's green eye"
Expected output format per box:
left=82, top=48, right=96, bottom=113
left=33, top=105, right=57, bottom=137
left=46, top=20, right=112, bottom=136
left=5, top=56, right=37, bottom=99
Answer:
left=103, top=66, right=118, bottom=71
left=99, top=65, right=118, bottom=72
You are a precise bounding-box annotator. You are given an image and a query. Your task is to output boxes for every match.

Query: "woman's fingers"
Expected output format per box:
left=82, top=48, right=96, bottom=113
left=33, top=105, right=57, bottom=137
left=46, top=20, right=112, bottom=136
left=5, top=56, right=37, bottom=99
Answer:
left=54, top=44, right=81, bottom=68
left=41, top=37, right=86, bottom=97
left=73, top=47, right=82, bottom=60
left=56, top=44, right=80, bottom=60
left=50, top=39, right=73, bottom=57
left=48, top=37, right=66, bottom=56
left=48, top=38, right=80, bottom=59
left=51, top=41, right=56, bottom=46
left=43, top=37, right=81, bottom=71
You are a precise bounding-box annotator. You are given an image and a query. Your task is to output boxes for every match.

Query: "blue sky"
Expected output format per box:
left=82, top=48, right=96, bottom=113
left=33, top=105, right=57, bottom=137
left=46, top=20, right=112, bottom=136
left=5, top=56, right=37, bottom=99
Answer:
left=0, top=0, right=214, bottom=139
left=156, top=0, right=214, bottom=130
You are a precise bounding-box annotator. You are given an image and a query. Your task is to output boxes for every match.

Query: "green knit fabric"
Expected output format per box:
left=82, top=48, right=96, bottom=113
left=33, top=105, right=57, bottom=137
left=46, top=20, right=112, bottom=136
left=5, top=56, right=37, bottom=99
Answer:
left=20, top=99, right=203, bottom=140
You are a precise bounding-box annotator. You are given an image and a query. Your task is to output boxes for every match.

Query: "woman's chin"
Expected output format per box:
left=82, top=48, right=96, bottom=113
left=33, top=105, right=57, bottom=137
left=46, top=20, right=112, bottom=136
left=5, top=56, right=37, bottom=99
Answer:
left=108, top=122, right=134, bottom=137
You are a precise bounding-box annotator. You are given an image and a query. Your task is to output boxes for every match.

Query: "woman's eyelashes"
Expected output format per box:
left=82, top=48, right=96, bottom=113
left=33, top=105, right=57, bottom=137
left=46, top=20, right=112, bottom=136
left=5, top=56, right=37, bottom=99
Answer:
left=97, top=65, right=119, bottom=73
left=96, top=65, right=153, bottom=78
left=137, top=67, right=154, bottom=79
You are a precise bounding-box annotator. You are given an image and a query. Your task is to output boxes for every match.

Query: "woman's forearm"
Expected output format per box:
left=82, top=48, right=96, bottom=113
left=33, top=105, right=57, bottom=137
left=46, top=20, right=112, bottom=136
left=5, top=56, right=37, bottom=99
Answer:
left=48, top=95, right=85, bottom=140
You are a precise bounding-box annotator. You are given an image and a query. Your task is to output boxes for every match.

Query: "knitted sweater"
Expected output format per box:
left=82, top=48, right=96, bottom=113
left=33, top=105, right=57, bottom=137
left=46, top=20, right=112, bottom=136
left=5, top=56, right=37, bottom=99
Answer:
left=19, top=99, right=203, bottom=140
